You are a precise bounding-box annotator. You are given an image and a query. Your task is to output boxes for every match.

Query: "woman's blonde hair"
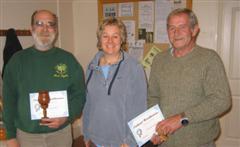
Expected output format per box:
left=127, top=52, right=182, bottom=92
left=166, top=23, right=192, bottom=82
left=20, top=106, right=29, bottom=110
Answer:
left=96, top=17, right=127, bottom=50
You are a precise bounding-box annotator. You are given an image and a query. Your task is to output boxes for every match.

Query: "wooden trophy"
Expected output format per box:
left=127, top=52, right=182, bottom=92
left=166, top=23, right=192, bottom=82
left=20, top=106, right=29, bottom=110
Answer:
left=38, top=91, right=50, bottom=123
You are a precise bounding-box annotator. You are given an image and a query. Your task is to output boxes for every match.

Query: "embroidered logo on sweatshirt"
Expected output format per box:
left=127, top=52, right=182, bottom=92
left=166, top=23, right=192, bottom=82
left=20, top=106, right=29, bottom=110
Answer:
left=53, top=63, right=69, bottom=78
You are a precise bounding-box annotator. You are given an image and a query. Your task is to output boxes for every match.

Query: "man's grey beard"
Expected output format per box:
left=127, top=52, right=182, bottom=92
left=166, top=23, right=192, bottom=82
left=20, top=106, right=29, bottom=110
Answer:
left=32, top=31, right=56, bottom=50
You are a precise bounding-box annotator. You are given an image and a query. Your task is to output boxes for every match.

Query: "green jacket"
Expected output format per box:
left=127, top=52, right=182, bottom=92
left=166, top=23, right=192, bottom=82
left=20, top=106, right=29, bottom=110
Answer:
left=3, top=47, right=86, bottom=139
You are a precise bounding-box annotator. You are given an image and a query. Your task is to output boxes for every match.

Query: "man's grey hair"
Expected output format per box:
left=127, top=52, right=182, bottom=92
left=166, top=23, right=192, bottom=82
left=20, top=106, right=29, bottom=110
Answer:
left=167, top=8, right=198, bottom=29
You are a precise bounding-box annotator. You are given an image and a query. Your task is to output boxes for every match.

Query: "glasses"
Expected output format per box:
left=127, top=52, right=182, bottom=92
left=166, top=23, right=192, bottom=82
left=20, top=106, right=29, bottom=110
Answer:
left=34, top=20, right=57, bottom=29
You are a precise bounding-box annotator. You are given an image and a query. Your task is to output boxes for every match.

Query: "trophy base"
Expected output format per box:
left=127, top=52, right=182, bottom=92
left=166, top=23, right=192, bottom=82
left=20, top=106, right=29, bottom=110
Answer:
left=40, top=117, right=50, bottom=124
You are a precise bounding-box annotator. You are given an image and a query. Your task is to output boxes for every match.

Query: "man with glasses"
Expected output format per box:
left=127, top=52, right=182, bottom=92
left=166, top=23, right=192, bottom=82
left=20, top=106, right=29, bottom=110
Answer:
left=3, top=10, right=86, bottom=147
left=148, top=8, right=231, bottom=147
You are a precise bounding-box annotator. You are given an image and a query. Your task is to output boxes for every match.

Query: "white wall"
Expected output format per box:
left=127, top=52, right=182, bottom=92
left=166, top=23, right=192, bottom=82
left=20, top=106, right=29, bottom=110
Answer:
left=72, top=0, right=98, bottom=71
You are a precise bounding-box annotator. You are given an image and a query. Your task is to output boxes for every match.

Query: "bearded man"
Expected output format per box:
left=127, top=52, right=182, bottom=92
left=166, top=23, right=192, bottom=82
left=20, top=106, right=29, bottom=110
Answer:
left=2, top=10, right=86, bottom=147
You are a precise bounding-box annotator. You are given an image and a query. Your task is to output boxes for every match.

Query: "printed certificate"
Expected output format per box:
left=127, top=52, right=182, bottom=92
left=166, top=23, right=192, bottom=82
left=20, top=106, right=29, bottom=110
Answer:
left=29, top=90, right=69, bottom=120
left=128, top=104, right=164, bottom=147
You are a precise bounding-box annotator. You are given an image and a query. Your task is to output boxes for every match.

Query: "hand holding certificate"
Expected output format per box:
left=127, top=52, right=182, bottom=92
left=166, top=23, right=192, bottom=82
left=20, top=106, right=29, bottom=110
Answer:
left=128, top=104, right=165, bottom=147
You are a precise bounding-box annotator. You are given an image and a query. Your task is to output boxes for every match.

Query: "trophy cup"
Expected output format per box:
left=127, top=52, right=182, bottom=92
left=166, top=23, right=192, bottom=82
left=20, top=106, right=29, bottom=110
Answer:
left=38, top=91, right=50, bottom=123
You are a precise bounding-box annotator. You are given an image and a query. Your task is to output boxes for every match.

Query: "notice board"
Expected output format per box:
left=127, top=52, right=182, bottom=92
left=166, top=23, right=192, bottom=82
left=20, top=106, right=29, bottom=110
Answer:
left=98, top=0, right=192, bottom=70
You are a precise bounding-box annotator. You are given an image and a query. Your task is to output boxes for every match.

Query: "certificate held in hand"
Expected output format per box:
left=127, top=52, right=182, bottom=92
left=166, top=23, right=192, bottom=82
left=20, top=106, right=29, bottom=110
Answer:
left=30, top=90, right=69, bottom=120
left=128, top=104, right=164, bottom=147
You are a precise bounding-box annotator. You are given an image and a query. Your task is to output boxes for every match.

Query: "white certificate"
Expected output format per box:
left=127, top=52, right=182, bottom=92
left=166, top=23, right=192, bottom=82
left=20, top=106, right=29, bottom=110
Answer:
left=128, top=104, right=164, bottom=147
left=29, top=90, right=69, bottom=120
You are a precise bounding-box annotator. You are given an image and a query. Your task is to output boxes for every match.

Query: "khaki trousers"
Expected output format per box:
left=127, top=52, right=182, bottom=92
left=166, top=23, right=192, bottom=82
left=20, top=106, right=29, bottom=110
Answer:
left=17, top=125, right=72, bottom=147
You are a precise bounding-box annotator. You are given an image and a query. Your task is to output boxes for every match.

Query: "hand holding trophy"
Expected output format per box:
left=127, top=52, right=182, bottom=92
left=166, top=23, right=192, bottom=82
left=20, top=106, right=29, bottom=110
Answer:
left=38, top=91, right=50, bottom=123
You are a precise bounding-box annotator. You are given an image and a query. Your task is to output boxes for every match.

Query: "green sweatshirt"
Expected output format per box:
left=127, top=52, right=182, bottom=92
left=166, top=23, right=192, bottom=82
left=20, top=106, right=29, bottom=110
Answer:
left=3, top=47, right=86, bottom=139
left=148, top=45, right=231, bottom=147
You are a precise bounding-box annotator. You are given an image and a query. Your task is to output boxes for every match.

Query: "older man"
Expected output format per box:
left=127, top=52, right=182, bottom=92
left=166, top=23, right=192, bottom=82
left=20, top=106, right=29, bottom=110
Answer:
left=148, top=8, right=231, bottom=147
left=3, top=10, right=85, bottom=147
